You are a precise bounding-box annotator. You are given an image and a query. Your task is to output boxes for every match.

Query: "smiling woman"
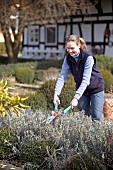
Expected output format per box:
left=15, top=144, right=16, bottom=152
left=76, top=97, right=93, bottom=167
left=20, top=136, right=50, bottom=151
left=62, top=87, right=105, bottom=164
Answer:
left=53, top=34, right=105, bottom=122
left=66, top=35, right=87, bottom=54
left=66, top=36, right=87, bottom=56
left=66, top=42, right=80, bottom=56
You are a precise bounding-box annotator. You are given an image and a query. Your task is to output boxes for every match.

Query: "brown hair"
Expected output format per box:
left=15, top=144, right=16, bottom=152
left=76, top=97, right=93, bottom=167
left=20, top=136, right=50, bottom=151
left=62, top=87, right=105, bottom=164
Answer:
left=66, top=34, right=87, bottom=50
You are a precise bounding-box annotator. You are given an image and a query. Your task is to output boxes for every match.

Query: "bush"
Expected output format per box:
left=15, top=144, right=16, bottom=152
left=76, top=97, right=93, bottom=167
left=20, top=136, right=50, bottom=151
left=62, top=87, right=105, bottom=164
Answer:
left=96, top=55, right=113, bottom=74
left=34, top=70, right=44, bottom=81
left=44, top=67, right=59, bottom=81
left=21, top=140, right=54, bottom=166
left=0, top=126, right=18, bottom=159
left=36, top=59, right=63, bottom=70
left=34, top=67, right=59, bottom=82
left=0, top=61, right=37, bottom=79
left=15, top=67, right=35, bottom=84
left=60, top=74, right=76, bottom=108
left=40, top=74, right=76, bottom=110
left=22, top=91, right=47, bottom=111
left=0, top=64, right=15, bottom=78
left=40, top=80, right=56, bottom=110
left=66, top=154, right=106, bottom=170
left=7, top=109, right=113, bottom=169
left=101, top=69, right=113, bottom=92
left=0, top=79, right=29, bottom=117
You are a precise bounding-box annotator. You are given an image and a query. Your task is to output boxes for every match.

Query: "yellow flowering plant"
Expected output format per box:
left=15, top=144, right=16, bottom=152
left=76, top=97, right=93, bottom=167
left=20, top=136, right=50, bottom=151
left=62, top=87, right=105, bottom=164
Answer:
left=0, top=79, right=29, bottom=117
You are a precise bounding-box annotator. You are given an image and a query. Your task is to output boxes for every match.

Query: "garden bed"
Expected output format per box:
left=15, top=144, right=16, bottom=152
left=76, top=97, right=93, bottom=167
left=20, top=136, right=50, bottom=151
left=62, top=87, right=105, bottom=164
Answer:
left=0, top=160, right=22, bottom=169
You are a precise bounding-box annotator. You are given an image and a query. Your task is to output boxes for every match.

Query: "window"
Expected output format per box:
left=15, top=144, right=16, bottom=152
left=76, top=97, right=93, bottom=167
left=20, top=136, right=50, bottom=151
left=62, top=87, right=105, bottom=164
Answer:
left=45, top=25, right=57, bottom=46
left=28, top=26, right=39, bottom=45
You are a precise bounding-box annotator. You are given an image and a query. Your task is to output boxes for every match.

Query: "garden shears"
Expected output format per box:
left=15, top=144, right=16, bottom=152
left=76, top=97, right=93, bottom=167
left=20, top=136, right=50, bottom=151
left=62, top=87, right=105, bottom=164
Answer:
left=46, top=102, right=72, bottom=124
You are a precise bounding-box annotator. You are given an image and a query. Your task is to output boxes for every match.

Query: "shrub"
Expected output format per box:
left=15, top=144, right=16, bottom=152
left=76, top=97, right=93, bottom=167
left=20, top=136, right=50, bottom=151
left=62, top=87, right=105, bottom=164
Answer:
left=14, top=61, right=37, bottom=70
left=40, top=79, right=56, bottom=109
left=66, top=154, right=106, bottom=170
left=0, top=127, right=18, bottom=159
left=0, top=61, right=37, bottom=79
left=36, top=59, right=63, bottom=70
left=22, top=91, right=47, bottom=111
left=96, top=55, right=113, bottom=74
left=7, top=109, right=113, bottom=169
left=34, top=67, right=59, bottom=82
left=21, top=140, right=54, bottom=166
left=60, top=74, right=76, bottom=108
left=0, top=79, right=29, bottom=117
left=34, top=70, right=44, bottom=81
left=40, top=74, right=76, bottom=110
left=0, top=64, right=15, bottom=78
left=101, top=69, right=113, bottom=92
left=44, top=67, right=59, bottom=81
left=15, top=67, right=35, bottom=84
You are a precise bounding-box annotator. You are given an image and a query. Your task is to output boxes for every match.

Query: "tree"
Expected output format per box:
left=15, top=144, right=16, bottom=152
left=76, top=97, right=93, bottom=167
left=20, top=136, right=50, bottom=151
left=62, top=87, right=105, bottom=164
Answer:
left=0, top=0, right=98, bottom=63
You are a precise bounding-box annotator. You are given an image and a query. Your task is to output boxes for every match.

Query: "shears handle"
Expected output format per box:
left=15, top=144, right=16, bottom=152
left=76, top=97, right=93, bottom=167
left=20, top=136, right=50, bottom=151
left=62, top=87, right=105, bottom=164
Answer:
left=54, top=101, right=58, bottom=111
left=62, top=105, right=72, bottom=115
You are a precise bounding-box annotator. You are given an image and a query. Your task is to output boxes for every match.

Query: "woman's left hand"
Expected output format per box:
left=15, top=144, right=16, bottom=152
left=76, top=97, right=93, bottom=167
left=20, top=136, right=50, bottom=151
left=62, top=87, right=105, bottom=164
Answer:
left=71, top=98, right=78, bottom=109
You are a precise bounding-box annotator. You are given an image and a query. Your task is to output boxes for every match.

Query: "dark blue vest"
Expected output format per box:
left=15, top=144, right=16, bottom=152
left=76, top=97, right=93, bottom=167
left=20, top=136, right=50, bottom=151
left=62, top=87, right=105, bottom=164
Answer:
left=67, top=50, right=104, bottom=95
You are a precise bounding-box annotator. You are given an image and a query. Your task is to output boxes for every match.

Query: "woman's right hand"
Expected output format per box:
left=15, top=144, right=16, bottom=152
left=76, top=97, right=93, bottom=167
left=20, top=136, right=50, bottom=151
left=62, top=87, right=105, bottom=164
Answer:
left=53, top=93, right=60, bottom=104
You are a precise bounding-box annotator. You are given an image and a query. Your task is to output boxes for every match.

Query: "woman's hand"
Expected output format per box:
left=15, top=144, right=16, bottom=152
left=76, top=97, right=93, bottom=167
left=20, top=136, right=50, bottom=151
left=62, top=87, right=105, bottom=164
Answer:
left=70, top=98, right=78, bottom=109
left=53, top=93, right=60, bottom=104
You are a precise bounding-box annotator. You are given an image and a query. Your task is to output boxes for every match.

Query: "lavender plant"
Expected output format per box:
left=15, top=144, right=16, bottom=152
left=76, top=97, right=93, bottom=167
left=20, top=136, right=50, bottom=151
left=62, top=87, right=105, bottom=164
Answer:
left=3, top=108, right=113, bottom=169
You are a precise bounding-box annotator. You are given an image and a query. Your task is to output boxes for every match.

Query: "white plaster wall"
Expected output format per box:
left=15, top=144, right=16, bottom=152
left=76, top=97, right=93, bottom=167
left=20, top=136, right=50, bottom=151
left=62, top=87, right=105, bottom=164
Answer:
left=58, top=45, right=64, bottom=50
left=40, top=26, right=44, bottom=42
left=105, top=46, right=113, bottom=57
left=72, top=25, right=79, bottom=36
left=40, top=44, right=44, bottom=50
left=24, top=27, right=28, bottom=45
left=81, top=24, right=91, bottom=42
left=58, top=26, right=65, bottom=42
left=94, top=24, right=106, bottom=42
left=65, top=25, right=71, bottom=38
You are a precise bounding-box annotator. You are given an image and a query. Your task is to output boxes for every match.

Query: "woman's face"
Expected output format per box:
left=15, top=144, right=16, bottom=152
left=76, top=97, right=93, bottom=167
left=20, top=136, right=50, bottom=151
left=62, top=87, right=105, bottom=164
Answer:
left=66, top=41, right=80, bottom=56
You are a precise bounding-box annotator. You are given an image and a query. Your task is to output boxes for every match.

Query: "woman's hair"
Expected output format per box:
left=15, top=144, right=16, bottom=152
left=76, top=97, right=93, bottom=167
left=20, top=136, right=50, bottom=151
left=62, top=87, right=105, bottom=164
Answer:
left=66, top=34, right=87, bottom=50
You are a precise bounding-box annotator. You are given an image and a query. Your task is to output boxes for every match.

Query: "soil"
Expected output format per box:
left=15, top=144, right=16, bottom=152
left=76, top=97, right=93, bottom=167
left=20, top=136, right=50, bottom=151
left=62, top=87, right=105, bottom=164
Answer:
left=0, top=160, right=23, bottom=170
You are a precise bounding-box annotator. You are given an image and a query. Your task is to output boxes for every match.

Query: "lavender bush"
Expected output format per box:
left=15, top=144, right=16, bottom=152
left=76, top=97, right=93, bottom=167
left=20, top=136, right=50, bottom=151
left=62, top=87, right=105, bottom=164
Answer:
left=2, top=108, right=113, bottom=169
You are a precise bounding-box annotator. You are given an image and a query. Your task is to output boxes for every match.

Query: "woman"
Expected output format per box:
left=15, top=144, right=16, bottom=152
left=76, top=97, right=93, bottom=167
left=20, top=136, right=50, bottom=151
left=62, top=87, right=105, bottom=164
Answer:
left=53, top=34, right=104, bottom=121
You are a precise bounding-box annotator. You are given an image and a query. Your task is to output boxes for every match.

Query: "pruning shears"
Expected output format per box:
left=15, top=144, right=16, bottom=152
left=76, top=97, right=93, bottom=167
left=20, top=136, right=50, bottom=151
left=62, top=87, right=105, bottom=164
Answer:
left=46, top=102, right=72, bottom=124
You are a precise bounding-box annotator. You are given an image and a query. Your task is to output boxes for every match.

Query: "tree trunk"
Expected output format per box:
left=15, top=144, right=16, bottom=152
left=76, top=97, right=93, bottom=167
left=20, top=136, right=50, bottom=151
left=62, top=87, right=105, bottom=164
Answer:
left=3, top=31, right=21, bottom=63
left=1, top=22, right=22, bottom=64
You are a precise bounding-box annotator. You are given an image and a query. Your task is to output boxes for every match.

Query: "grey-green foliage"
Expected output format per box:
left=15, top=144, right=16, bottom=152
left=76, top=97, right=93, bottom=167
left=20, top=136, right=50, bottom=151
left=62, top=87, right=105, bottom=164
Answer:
left=0, top=126, right=18, bottom=159
left=21, top=140, right=54, bottom=166
left=22, top=91, right=47, bottom=111
left=0, top=61, right=37, bottom=79
left=5, top=108, right=113, bottom=169
left=96, top=55, right=113, bottom=74
left=36, top=59, right=63, bottom=70
left=96, top=55, right=113, bottom=92
left=40, top=73, right=75, bottom=110
left=34, top=70, right=44, bottom=81
left=15, top=67, right=35, bottom=84
left=0, top=64, right=15, bottom=78
left=101, top=69, right=113, bottom=92
left=66, top=154, right=106, bottom=170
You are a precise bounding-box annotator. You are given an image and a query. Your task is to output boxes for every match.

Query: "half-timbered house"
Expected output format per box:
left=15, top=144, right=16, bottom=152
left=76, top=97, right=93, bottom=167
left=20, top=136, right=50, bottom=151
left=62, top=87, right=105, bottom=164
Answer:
left=22, top=0, right=113, bottom=59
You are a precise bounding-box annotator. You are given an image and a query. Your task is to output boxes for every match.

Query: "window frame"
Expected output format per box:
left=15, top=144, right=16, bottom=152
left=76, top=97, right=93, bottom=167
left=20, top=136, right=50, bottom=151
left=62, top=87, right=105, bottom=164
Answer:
left=28, top=25, right=39, bottom=45
left=45, top=25, right=57, bottom=46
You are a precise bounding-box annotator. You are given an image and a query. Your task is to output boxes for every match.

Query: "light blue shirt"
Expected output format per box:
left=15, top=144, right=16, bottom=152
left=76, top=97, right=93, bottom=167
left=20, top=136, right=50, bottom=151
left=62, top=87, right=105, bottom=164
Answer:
left=55, top=54, right=94, bottom=100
